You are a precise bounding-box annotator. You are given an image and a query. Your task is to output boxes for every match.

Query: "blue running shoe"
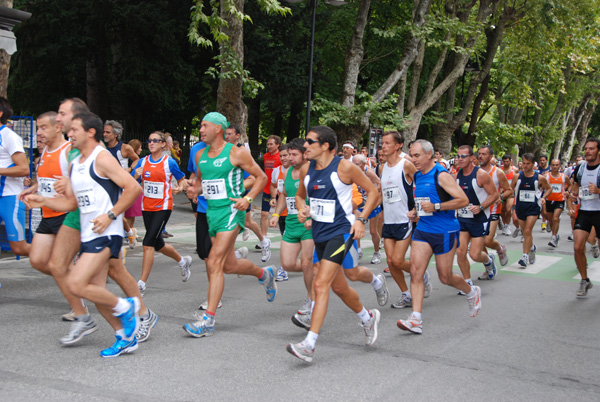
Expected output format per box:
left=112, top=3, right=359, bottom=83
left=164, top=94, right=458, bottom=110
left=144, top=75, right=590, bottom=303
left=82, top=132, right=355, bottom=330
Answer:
left=114, top=297, right=140, bottom=340
left=183, top=313, right=215, bottom=338
left=259, top=265, right=278, bottom=302
left=100, top=335, right=138, bottom=358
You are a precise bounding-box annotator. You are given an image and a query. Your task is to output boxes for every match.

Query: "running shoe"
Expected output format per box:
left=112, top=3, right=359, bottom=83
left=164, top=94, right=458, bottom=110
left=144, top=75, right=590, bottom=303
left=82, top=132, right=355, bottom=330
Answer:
left=546, top=223, right=552, bottom=233
left=276, top=266, right=289, bottom=282
left=379, top=238, right=384, bottom=249
left=371, top=251, right=382, bottom=265
left=528, top=245, right=537, bottom=264
left=183, top=313, right=215, bottom=337
left=521, top=236, right=524, bottom=243
left=383, top=267, right=391, bottom=276
left=114, top=297, right=140, bottom=340
left=127, top=228, right=137, bottom=249
left=518, top=255, right=528, bottom=268
left=498, top=219, right=504, bottom=230
left=242, top=228, right=250, bottom=241
left=261, top=238, right=272, bottom=263
left=60, top=317, right=98, bottom=345
left=424, top=270, right=432, bottom=298
left=576, top=279, right=593, bottom=297
left=179, top=256, right=192, bottom=282
left=297, top=298, right=312, bottom=315
left=503, top=226, right=512, bottom=236
left=136, top=309, right=158, bottom=343
left=548, top=236, right=557, bottom=248
left=568, top=232, right=574, bottom=241
left=292, top=312, right=311, bottom=330
left=286, top=340, right=315, bottom=363
left=486, top=253, right=497, bottom=280
left=498, top=244, right=509, bottom=266
left=397, top=313, right=423, bottom=334
left=512, top=227, right=521, bottom=238
left=391, top=293, right=412, bottom=309
left=592, top=245, right=600, bottom=259
left=61, top=305, right=88, bottom=322
left=198, top=299, right=223, bottom=310
left=235, top=246, right=249, bottom=259
left=100, top=335, right=138, bottom=358
left=362, top=309, right=380, bottom=346
left=259, top=265, right=277, bottom=302
left=255, top=244, right=262, bottom=250
left=374, top=273, right=389, bottom=306
left=137, top=280, right=146, bottom=297
left=467, top=286, right=482, bottom=317
left=358, top=249, right=364, bottom=259
left=162, top=231, right=174, bottom=238
left=541, top=222, right=547, bottom=232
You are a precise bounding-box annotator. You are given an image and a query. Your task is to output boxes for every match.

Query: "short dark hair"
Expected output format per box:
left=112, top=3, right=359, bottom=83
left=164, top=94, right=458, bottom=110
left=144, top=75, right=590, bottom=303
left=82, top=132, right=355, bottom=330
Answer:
left=585, top=138, right=600, bottom=150
left=458, top=145, right=473, bottom=156
left=502, top=154, right=511, bottom=160
left=73, top=112, right=103, bottom=142
left=522, top=153, right=535, bottom=162
left=279, top=144, right=288, bottom=152
left=267, top=135, right=281, bottom=145
left=228, top=123, right=242, bottom=135
left=287, top=137, right=306, bottom=153
left=61, top=97, right=89, bottom=115
left=479, top=145, right=494, bottom=156
left=383, top=130, right=404, bottom=146
left=0, top=97, right=13, bottom=124
left=539, top=154, right=548, bottom=160
left=309, top=125, right=337, bottom=151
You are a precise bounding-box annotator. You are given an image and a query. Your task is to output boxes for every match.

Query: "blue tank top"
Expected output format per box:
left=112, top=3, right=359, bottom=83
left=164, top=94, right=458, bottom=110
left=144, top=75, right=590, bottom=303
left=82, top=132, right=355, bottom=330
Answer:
left=106, top=141, right=129, bottom=169
left=304, top=156, right=354, bottom=243
left=515, top=171, right=540, bottom=205
left=456, top=166, right=490, bottom=222
left=413, top=163, right=459, bottom=233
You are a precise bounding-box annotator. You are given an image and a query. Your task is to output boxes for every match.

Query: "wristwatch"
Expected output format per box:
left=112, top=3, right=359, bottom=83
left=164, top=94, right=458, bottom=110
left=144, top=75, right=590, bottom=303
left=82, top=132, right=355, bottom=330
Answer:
left=244, top=196, right=253, bottom=204
left=357, top=217, right=368, bottom=225
left=434, top=203, right=441, bottom=212
left=107, top=210, right=117, bottom=220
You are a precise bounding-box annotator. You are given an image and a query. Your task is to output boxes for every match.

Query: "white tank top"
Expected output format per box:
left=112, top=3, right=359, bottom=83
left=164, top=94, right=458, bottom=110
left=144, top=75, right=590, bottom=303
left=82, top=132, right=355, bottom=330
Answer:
left=381, top=159, right=411, bottom=224
left=71, top=146, right=123, bottom=242
left=578, top=163, right=600, bottom=211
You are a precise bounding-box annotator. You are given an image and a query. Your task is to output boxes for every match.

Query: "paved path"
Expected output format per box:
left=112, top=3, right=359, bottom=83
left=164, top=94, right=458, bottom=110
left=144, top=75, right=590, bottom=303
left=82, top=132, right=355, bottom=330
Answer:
left=1, top=195, right=599, bottom=401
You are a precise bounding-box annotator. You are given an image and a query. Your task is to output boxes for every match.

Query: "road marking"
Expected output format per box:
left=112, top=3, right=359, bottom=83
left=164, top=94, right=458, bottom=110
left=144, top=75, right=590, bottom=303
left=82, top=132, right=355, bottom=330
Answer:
left=573, top=261, right=600, bottom=281
left=502, top=255, right=562, bottom=274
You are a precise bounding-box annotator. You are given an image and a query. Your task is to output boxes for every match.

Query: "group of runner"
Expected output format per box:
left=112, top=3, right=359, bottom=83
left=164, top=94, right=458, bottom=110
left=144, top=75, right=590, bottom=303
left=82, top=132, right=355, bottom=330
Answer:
left=2, top=95, right=600, bottom=362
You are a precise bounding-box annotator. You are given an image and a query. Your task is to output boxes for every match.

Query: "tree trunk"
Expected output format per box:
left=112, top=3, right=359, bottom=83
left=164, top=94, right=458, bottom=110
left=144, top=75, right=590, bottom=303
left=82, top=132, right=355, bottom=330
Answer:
left=341, top=0, right=371, bottom=108
left=572, top=98, right=598, bottom=158
left=217, top=0, right=247, bottom=131
left=248, top=96, right=261, bottom=158
left=0, top=0, right=14, bottom=99
left=551, top=112, right=569, bottom=161
left=561, top=95, right=592, bottom=165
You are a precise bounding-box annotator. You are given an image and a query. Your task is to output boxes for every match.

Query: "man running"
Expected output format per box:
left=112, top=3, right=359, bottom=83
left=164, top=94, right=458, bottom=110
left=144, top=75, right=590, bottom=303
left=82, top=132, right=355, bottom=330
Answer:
left=537, top=155, right=551, bottom=232
left=183, top=112, right=277, bottom=338
left=397, top=140, right=481, bottom=335
left=260, top=135, right=281, bottom=241
left=454, top=145, right=500, bottom=287
left=479, top=146, right=512, bottom=271
left=568, top=139, right=600, bottom=297
left=286, top=126, right=381, bottom=363
left=270, top=144, right=290, bottom=280
left=501, top=154, right=518, bottom=236
left=544, top=159, right=570, bottom=247
left=352, top=153, right=382, bottom=263
left=512, top=153, right=551, bottom=268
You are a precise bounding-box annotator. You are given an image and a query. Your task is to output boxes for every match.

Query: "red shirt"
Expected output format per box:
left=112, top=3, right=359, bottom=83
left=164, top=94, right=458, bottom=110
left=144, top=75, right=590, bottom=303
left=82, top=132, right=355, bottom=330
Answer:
left=263, top=151, right=281, bottom=194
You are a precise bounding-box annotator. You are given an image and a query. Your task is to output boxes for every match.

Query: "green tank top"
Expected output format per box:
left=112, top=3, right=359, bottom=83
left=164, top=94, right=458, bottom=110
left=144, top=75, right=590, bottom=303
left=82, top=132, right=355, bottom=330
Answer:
left=68, top=147, right=80, bottom=163
left=284, top=166, right=301, bottom=220
left=198, top=142, right=244, bottom=208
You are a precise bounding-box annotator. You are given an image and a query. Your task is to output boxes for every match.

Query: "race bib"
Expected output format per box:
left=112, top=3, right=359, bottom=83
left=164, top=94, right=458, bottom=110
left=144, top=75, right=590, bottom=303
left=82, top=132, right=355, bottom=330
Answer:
left=277, top=179, right=285, bottom=194
left=75, top=187, right=97, bottom=214
left=383, top=185, right=401, bottom=204
left=143, top=181, right=164, bottom=199
left=457, top=204, right=474, bottom=218
left=519, top=190, right=535, bottom=203
left=38, top=177, right=58, bottom=198
left=414, top=197, right=432, bottom=217
left=551, top=183, right=562, bottom=193
left=309, top=197, right=335, bottom=223
left=286, top=197, right=298, bottom=215
left=202, top=179, right=227, bottom=200
left=579, top=186, right=598, bottom=201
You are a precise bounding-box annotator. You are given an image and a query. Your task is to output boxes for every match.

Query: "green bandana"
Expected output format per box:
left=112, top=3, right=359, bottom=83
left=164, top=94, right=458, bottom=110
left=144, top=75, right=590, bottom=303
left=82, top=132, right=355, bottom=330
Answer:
left=202, top=112, right=230, bottom=132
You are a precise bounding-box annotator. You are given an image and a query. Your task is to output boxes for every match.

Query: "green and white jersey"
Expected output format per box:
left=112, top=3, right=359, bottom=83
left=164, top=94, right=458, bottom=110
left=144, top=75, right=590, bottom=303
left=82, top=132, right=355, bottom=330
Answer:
left=284, top=166, right=301, bottom=222
left=198, top=142, right=244, bottom=208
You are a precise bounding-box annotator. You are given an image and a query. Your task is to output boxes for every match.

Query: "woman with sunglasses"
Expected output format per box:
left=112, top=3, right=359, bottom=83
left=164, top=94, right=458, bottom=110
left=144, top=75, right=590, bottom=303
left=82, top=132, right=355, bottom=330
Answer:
left=132, top=131, right=192, bottom=295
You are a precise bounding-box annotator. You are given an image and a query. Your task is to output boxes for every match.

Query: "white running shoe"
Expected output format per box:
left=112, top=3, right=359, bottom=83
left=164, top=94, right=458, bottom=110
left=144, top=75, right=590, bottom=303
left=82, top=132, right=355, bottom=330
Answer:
left=242, top=228, right=250, bottom=241
left=261, top=238, right=272, bottom=263
left=512, top=227, right=521, bottom=238
left=198, top=299, right=223, bottom=310
left=180, top=256, right=192, bottom=282
left=467, top=286, right=482, bottom=317
left=592, top=245, right=600, bottom=259
left=498, top=244, right=509, bottom=266
left=371, top=251, right=382, bottom=265
left=137, top=280, right=146, bottom=297
left=235, top=246, right=249, bottom=259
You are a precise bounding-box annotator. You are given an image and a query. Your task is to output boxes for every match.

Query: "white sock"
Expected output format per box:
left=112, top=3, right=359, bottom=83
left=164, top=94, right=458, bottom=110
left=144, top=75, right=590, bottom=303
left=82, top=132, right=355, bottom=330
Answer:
left=371, top=274, right=382, bottom=290
left=403, top=290, right=411, bottom=297
left=262, top=238, right=270, bottom=247
left=484, top=255, right=492, bottom=266
left=411, top=311, right=422, bottom=320
left=112, top=298, right=130, bottom=316
left=522, top=253, right=529, bottom=259
left=357, top=307, right=371, bottom=324
left=178, top=257, right=185, bottom=266
left=116, top=328, right=125, bottom=338
left=138, top=279, right=146, bottom=288
left=310, top=300, right=315, bottom=313
left=305, top=331, right=318, bottom=349
left=127, top=229, right=134, bottom=237
left=466, top=286, right=476, bottom=298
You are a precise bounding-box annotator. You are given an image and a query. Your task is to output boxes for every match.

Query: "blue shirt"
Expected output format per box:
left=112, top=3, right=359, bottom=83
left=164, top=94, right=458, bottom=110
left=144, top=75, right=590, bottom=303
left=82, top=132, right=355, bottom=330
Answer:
left=414, top=163, right=460, bottom=233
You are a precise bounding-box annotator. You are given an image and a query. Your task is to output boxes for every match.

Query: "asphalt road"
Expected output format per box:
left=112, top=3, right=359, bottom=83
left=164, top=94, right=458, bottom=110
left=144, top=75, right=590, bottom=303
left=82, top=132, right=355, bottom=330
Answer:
left=1, top=194, right=599, bottom=401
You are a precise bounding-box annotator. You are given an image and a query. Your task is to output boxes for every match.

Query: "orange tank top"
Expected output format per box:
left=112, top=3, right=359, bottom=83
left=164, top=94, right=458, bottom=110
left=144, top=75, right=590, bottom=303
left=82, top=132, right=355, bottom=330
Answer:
left=546, top=172, right=565, bottom=202
left=37, top=141, right=71, bottom=218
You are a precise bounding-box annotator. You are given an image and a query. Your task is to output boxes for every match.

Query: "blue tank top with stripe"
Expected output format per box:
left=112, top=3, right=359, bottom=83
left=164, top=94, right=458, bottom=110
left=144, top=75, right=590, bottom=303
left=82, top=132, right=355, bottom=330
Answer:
left=413, top=163, right=459, bottom=233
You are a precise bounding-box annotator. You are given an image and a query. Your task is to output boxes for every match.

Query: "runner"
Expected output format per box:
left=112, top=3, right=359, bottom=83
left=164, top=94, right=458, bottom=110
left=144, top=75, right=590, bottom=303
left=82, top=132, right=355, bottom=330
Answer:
left=501, top=154, right=518, bottom=236
left=268, top=138, right=315, bottom=327
left=511, top=153, right=551, bottom=268
left=260, top=135, right=281, bottom=240
left=568, top=139, right=600, bottom=297
left=453, top=145, right=500, bottom=288
left=24, top=111, right=142, bottom=357
left=377, top=131, right=431, bottom=309
left=286, top=126, right=381, bottom=363
left=537, top=155, right=551, bottom=232
left=131, top=131, right=191, bottom=295
left=397, top=140, right=481, bottom=335
left=0, top=97, right=30, bottom=258
left=269, top=144, right=290, bottom=280
left=479, top=146, right=512, bottom=270
left=183, top=112, right=277, bottom=338
left=544, top=159, right=570, bottom=247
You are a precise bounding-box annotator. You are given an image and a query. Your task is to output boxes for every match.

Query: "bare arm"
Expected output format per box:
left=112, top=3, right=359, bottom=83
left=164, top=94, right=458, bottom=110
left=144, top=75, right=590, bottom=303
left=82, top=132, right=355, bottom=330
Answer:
left=476, top=169, right=500, bottom=211
left=0, top=152, right=29, bottom=177
left=122, top=144, right=140, bottom=172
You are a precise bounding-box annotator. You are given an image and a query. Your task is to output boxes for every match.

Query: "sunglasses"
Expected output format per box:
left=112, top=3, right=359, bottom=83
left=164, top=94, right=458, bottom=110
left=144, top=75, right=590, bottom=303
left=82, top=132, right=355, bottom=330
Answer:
left=456, top=154, right=471, bottom=159
left=147, top=139, right=164, bottom=144
left=305, top=138, right=321, bottom=145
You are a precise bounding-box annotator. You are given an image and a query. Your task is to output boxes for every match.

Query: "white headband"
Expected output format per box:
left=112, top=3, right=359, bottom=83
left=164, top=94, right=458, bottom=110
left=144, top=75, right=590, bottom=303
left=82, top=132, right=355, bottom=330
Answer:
left=343, top=144, right=355, bottom=150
